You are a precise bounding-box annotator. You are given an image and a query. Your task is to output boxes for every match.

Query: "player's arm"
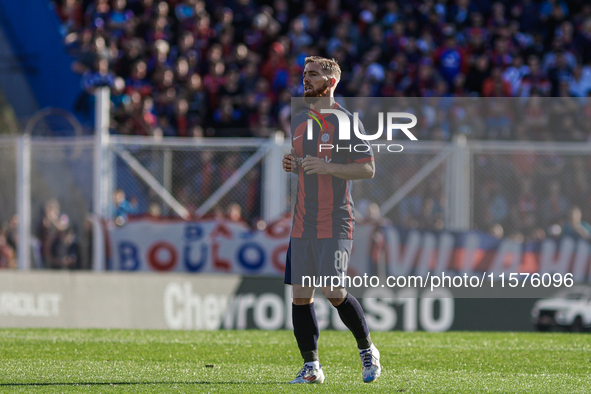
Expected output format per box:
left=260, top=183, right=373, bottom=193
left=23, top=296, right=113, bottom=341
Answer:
left=301, top=158, right=375, bottom=180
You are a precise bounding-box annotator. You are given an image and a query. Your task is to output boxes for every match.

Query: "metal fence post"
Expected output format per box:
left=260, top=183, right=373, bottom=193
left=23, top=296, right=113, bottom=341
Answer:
left=93, top=87, right=110, bottom=271
left=16, top=134, right=31, bottom=270
left=163, top=148, right=172, bottom=216
left=448, top=134, right=470, bottom=230
left=262, top=132, right=286, bottom=222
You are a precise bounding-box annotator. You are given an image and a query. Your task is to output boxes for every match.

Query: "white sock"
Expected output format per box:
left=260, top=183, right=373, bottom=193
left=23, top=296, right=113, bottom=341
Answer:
left=305, top=361, right=320, bottom=369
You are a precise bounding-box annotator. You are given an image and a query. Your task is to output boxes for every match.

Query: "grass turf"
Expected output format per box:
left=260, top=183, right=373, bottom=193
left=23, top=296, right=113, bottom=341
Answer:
left=0, top=329, right=589, bottom=393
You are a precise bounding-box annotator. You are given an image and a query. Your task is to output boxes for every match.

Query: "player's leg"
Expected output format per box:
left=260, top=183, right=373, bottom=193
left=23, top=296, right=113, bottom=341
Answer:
left=287, top=238, right=324, bottom=384
left=292, top=284, right=318, bottom=367
left=318, top=239, right=381, bottom=383
left=332, top=290, right=381, bottom=383
left=318, top=239, right=372, bottom=349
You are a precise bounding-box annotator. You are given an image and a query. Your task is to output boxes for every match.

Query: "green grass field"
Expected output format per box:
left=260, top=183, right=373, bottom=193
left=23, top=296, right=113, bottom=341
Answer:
left=0, top=329, right=590, bottom=393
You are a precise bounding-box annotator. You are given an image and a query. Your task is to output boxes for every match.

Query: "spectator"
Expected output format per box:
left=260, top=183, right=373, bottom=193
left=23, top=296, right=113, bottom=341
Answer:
left=503, top=56, right=528, bottom=96
left=489, top=223, right=504, bottom=239
left=227, top=203, right=244, bottom=223
left=547, top=51, right=573, bottom=96
left=37, top=199, right=69, bottom=269
left=515, top=178, right=537, bottom=224
left=0, top=228, right=16, bottom=269
left=486, top=180, right=509, bottom=227
left=288, top=18, right=312, bottom=53
left=562, top=206, right=591, bottom=240
left=212, top=101, right=246, bottom=136
left=434, top=32, right=465, bottom=89
left=147, top=203, right=162, bottom=217
left=568, top=64, right=591, bottom=99
left=107, top=0, right=133, bottom=38
left=465, top=55, right=490, bottom=95
left=112, top=189, right=138, bottom=225
left=170, top=98, right=189, bottom=137
left=520, top=55, right=551, bottom=96
left=261, top=41, right=288, bottom=92
left=54, top=0, right=83, bottom=36
left=49, top=227, right=81, bottom=269
left=5, top=214, right=18, bottom=254
left=482, top=67, right=512, bottom=97
left=541, top=180, right=570, bottom=227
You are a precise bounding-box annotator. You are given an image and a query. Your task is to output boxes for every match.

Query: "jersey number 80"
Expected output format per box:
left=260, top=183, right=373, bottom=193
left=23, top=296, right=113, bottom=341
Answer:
left=334, top=250, right=349, bottom=270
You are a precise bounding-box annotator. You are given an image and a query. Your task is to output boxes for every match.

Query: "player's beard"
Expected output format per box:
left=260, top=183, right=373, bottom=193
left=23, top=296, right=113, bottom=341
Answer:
left=303, top=80, right=331, bottom=104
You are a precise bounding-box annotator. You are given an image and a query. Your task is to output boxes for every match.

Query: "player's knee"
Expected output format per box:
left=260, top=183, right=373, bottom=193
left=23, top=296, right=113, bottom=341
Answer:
left=292, top=284, right=315, bottom=304
left=293, top=297, right=314, bottom=305
left=320, top=286, right=346, bottom=306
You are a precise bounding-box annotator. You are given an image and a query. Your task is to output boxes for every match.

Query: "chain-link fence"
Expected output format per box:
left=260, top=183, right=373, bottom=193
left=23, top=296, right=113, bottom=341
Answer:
left=4, top=96, right=591, bottom=272
left=109, top=137, right=281, bottom=225
left=0, top=137, right=17, bottom=225
left=0, top=136, right=95, bottom=270
left=0, top=137, right=17, bottom=268
left=470, top=143, right=591, bottom=242
left=289, top=97, right=460, bottom=232
left=29, top=137, right=94, bottom=269
left=353, top=143, right=452, bottom=229
left=2, top=134, right=591, bottom=271
left=286, top=97, right=591, bottom=238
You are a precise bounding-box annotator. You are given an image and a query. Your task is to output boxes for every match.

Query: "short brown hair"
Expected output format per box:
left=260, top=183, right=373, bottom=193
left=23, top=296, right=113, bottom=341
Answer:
left=304, top=56, right=341, bottom=84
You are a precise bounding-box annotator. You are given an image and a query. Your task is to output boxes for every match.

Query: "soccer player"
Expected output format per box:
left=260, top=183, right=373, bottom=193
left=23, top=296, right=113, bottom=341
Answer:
left=282, top=56, right=381, bottom=384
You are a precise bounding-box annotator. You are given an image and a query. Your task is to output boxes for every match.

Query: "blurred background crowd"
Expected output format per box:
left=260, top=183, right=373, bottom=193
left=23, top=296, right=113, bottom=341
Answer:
left=50, top=0, right=591, bottom=140
left=7, top=0, right=586, bottom=271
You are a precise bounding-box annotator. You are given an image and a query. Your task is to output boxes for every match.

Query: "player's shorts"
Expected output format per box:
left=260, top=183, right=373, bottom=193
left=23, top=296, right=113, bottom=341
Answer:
left=284, top=237, right=353, bottom=286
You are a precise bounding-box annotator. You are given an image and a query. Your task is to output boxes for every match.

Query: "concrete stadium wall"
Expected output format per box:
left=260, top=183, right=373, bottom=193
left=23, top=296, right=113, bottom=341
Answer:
left=0, top=272, right=241, bottom=329
left=0, top=272, right=540, bottom=331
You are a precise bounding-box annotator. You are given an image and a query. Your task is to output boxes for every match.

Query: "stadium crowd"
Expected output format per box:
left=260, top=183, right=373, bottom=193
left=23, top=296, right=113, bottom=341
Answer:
left=389, top=149, right=591, bottom=241
left=51, top=0, right=591, bottom=141
left=36, top=0, right=591, bottom=257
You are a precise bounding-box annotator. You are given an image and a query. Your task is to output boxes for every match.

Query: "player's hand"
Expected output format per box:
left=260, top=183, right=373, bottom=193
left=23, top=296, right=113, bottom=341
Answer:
left=282, top=148, right=298, bottom=173
left=301, top=156, right=332, bottom=175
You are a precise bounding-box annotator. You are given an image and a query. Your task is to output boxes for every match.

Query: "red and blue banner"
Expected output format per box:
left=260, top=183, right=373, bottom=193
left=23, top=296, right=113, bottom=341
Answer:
left=107, top=219, right=591, bottom=282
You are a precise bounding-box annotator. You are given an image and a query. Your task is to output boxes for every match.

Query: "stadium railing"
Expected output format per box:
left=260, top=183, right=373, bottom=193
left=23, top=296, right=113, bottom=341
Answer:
left=5, top=92, right=591, bottom=271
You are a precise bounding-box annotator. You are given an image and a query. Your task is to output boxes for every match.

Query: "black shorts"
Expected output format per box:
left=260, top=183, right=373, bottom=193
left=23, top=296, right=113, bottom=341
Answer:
left=284, top=237, right=353, bottom=285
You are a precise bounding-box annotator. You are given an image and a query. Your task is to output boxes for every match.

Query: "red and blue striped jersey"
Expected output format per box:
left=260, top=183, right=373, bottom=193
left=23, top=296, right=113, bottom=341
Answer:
left=291, top=103, right=374, bottom=239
